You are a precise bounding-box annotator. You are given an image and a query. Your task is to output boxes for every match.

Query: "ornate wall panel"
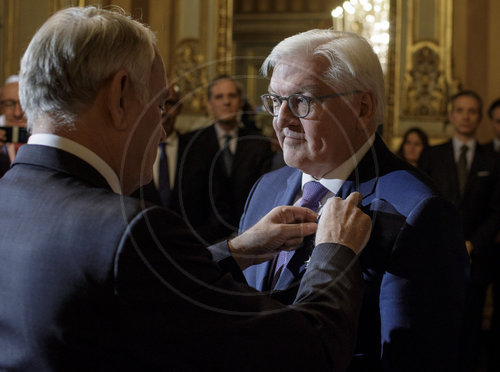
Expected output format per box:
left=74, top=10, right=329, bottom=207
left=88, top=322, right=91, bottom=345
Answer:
left=395, top=0, right=459, bottom=144
left=215, top=0, right=233, bottom=76
left=173, top=38, right=208, bottom=114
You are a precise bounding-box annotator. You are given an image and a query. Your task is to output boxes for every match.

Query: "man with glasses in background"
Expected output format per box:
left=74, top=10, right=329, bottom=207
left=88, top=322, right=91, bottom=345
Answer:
left=234, top=29, right=469, bottom=371
left=0, top=75, right=27, bottom=176
left=135, top=82, right=189, bottom=211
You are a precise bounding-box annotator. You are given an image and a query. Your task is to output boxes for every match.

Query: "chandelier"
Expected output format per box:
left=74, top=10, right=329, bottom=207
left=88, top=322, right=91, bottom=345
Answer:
left=331, top=0, right=390, bottom=73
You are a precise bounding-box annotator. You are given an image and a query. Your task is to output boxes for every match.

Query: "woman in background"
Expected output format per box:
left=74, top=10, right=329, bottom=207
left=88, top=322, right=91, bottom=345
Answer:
left=397, top=127, right=429, bottom=167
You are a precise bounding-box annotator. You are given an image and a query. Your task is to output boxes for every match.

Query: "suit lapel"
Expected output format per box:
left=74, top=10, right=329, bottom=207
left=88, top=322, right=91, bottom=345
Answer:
left=465, top=144, right=484, bottom=197
left=338, top=135, right=384, bottom=201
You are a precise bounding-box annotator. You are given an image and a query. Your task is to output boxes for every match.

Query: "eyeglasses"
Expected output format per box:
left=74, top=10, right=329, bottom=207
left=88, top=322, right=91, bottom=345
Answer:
left=0, top=99, right=22, bottom=110
left=159, top=100, right=180, bottom=115
left=260, top=91, right=361, bottom=118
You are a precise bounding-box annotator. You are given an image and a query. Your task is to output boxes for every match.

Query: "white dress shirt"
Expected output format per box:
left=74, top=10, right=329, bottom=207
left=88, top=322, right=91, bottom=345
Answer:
left=493, top=138, right=500, bottom=152
left=299, top=134, right=375, bottom=213
left=28, top=133, right=122, bottom=194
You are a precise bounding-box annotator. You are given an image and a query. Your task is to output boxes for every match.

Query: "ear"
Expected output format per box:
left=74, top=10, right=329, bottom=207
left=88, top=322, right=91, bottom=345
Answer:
left=357, top=91, right=376, bottom=130
left=107, top=69, right=130, bottom=131
left=205, top=97, right=213, bottom=115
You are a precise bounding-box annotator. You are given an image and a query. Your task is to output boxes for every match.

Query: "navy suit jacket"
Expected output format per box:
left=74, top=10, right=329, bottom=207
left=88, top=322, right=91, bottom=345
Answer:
left=177, top=124, right=273, bottom=244
left=243, top=135, right=469, bottom=371
left=0, top=143, right=364, bottom=371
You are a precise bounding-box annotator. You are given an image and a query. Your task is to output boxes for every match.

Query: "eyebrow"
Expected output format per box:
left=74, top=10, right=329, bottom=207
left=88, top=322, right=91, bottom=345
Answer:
left=268, top=85, right=321, bottom=96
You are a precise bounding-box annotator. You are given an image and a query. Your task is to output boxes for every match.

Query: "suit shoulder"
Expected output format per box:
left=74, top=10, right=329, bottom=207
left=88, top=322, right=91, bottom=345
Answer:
left=426, top=141, right=451, bottom=155
left=183, top=125, right=215, bottom=142
left=477, top=143, right=500, bottom=161
left=374, top=168, right=440, bottom=217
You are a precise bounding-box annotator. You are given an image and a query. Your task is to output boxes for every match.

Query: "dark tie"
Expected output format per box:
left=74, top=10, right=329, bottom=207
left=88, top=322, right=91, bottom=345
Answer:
left=457, top=144, right=469, bottom=197
left=159, top=142, right=171, bottom=206
left=222, top=134, right=233, bottom=177
left=271, top=181, right=330, bottom=288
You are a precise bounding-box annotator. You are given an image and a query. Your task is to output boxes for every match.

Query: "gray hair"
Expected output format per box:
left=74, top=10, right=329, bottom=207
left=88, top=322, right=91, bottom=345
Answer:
left=261, top=29, right=385, bottom=126
left=19, top=6, right=157, bottom=129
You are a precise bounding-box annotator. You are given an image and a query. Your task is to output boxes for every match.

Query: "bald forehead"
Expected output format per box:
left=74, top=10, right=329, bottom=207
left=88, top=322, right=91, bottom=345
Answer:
left=452, top=95, right=481, bottom=110
left=208, top=79, right=240, bottom=99
left=0, top=82, right=19, bottom=99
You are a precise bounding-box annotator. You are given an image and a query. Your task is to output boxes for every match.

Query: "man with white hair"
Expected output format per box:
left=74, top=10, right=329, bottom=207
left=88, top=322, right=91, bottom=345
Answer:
left=238, top=29, right=469, bottom=371
left=0, top=7, right=373, bottom=371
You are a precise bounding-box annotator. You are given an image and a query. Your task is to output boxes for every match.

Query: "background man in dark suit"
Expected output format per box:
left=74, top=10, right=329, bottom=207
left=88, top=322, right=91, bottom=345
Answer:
left=135, top=82, right=189, bottom=210
left=419, top=91, right=500, bottom=372
left=486, top=98, right=500, bottom=153
left=235, top=29, right=469, bottom=371
left=485, top=97, right=500, bottom=371
left=0, top=7, right=373, bottom=371
left=178, top=75, right=273, bottom=244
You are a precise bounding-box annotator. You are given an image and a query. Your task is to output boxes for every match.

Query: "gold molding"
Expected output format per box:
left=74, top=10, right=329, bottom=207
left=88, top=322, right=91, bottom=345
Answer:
left=173, top=38, right=208, bottom=114
left=215, top=0, right=233, bottom=76
left=4, top=0, right=18, bottom=77
left=393, top=0, right=459, bottom=142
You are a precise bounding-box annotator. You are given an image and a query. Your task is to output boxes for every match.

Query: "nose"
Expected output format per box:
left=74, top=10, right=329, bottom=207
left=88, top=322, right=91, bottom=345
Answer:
left=276, top=100, right=297, bottom=120
left=275, top=100, right=297, bottom=127
left=13, top=103, right=24, bottom=119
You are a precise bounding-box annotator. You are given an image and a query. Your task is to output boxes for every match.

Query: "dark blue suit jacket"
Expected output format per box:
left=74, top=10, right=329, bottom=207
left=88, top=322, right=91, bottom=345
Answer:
left=0, top=143, right=364, bottom=371
left=243, top=135, right=470, bottom=371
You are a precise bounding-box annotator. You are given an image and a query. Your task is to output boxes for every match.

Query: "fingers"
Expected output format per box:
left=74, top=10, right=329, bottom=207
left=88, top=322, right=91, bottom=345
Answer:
left=316, top=192, right=371, bottom=254
left=345, top=191, right=363, bottom=206
left=280, top=221, right=317, bottom=239
left=270, top=205, right=318, bottom=224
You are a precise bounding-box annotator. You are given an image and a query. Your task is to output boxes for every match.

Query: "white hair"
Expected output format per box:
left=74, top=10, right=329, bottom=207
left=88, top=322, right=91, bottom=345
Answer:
left=261, top=29, right=385, bottom=126
left=19, top=6, right=157, bottom=129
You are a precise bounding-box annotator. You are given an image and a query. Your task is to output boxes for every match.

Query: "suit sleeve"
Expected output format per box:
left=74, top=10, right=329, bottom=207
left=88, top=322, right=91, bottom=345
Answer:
left=113, top=207, right=363, bottom=371
left=379, top=196, right=469, bottom=371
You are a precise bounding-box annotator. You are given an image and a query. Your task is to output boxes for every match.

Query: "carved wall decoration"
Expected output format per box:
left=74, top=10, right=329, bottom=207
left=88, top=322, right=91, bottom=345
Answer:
left=215, top=0, right=233, bottom=76
left=173, top=38, right=208, bottom=114
left=403, top=43, right=447, bottom=118
left=394, top=0, right=460, bottom=144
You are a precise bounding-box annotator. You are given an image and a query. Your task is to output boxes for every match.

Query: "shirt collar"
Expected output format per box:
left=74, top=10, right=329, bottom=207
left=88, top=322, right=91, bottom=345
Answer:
left=214, top=122, right=239, bottom=140
left=301, top=134, right=375, bottom=195
left=452, top=136, right=476, bottom=153
left=165, top=130, right=179, bottom=145
left=493, top=138, right=500, bottom=152
left=28, top=133, right=122, bottom=194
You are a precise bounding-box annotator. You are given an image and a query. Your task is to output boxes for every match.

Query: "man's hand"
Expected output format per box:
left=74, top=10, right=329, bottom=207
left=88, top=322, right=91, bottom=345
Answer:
left=316, top=192, right=371, bottom=254
left=229, top=206, right=318, bottom=270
